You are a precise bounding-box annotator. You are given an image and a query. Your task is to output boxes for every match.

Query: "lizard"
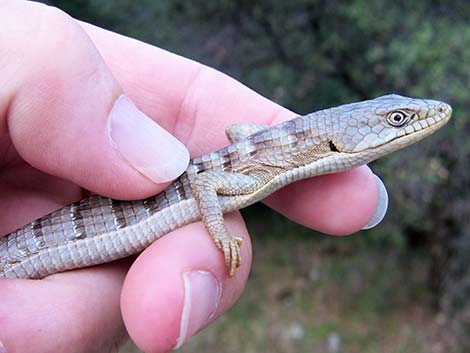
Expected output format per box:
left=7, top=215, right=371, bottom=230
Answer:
left=0, top=94, right=452, bottom=279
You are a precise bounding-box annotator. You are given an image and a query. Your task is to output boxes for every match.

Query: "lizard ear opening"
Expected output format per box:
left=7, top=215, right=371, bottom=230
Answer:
left=329, top=140, right=339, bottom=152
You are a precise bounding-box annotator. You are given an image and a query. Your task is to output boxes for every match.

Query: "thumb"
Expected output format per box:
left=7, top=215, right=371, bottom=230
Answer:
left=1, top=2, right=189, bottom=199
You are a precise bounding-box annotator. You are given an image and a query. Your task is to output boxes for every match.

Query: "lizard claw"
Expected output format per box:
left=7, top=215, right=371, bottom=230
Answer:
left=214, top=235, right=242, bottom=277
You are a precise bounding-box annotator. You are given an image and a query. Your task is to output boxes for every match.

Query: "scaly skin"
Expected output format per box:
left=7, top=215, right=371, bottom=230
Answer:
left=0, top=94, right=452, bottom=279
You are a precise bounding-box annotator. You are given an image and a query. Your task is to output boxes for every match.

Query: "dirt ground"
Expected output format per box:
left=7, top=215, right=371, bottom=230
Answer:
left=119, top=211, right=447, bottom=353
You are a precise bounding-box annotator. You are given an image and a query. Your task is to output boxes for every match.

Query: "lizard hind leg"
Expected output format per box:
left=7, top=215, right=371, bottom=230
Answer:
left=192, top=171, right=263, bottom=276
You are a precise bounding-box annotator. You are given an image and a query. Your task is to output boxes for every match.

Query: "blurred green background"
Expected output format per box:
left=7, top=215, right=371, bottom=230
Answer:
left=42, top=1, right=469, bottom=352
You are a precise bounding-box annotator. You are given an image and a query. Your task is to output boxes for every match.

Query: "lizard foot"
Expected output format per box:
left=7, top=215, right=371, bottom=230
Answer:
left=214, top=234, right=243, bottom=277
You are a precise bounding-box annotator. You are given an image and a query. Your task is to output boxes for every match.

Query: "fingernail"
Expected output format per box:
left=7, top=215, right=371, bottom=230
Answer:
left=362, top=174, right=389, bottom=229
left=0, top=340, right=5, bottom=353
left=108, top=95, right=189, bottom=183
left=174, top=271, right=221, bottom=350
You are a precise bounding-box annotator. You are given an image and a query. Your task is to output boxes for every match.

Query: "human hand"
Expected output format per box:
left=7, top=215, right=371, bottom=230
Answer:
left=0, top=2, right=384, bottom=352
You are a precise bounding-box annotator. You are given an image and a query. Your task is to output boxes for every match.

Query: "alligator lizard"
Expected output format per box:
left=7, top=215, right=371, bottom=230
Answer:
left=0, top=94, right=452, bottom=279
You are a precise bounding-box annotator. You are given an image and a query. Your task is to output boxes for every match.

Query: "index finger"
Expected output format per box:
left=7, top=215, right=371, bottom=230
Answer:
left=81, top=22, right=378, bottom=234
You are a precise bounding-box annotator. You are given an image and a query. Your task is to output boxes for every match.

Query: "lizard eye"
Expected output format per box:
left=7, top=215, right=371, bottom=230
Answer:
left=387, top=111, right=409, bottom=127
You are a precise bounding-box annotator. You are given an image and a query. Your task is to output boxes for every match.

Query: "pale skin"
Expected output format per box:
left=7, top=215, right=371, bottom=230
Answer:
left=0, top=2, right=378, bottom=353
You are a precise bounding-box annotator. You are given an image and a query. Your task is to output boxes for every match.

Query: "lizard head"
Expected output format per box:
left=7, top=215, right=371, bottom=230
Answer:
left=330, top=94, right=452, bottom=159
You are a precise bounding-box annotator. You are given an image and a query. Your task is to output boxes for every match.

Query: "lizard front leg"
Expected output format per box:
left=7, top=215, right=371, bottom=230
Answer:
left=192, top=171, right=264, bottom=276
